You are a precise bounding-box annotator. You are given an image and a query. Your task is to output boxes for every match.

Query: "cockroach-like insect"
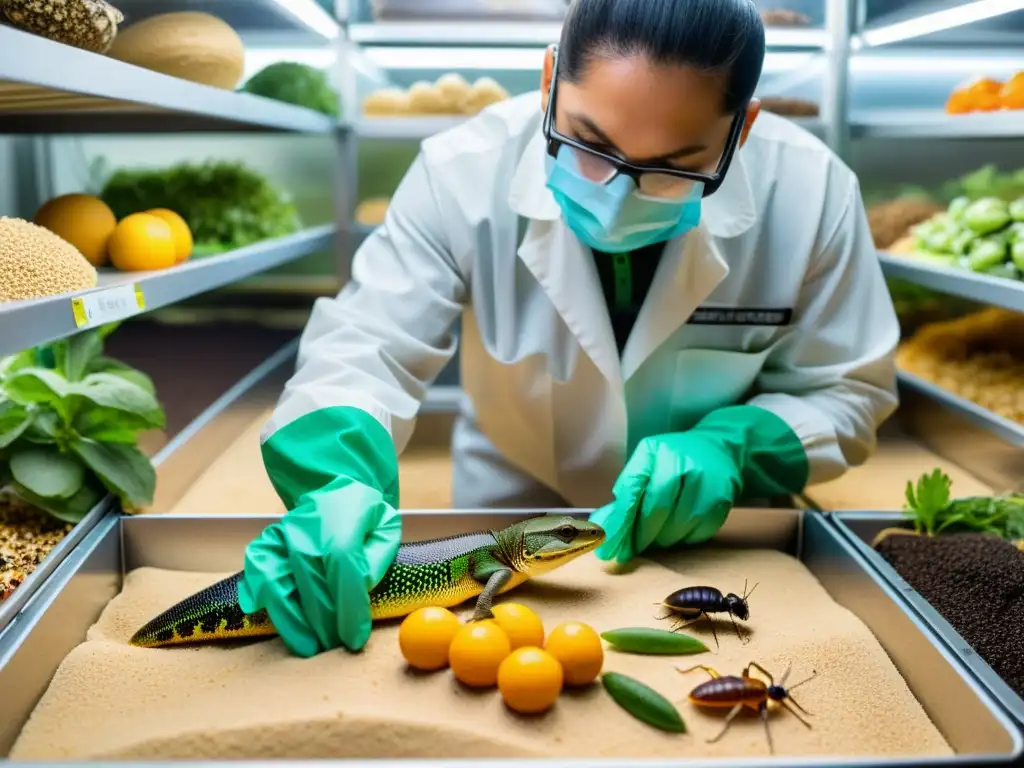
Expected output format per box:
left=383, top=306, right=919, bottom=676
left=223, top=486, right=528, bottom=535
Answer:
left=676, top=661, right=816, bottom=755
left=654, top=580, right=758, bottom=648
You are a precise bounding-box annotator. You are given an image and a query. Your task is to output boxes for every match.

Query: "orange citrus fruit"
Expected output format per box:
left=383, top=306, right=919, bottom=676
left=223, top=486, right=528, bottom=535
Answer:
left=964, top=76, right=1002, bottom=96
left=145, top=208, right=193, bottom=263
left=543, top=621, right=604, bottom=687
left=448, top=620, right=511, bottom=688
left=33, top=193, right=117, bottom=267
left=107, top=213, right=177, bottom=272
left=497, top=646, right=564, bottom=714
left=945, top=89, right=975, bottom=115
left=398, top=606, right=462, bottom=671
left=973, top=92, right=1003, bottom=112
left=490, top=603, right=545, bottom=650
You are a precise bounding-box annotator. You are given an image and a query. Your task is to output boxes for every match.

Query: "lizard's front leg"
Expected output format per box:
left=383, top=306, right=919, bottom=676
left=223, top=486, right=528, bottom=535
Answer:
left=471, top=568, right=512, bottom=622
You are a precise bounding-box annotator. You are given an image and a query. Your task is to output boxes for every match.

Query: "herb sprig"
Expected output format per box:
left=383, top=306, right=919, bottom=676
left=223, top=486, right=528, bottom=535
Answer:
left=903, top=469, right=1024, bottom=540
left=0, top=323, right=165, bottom=522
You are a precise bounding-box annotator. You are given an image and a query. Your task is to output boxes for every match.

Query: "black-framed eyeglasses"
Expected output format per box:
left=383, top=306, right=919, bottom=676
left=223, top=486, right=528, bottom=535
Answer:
left=542, top=45, right=746, bottom=199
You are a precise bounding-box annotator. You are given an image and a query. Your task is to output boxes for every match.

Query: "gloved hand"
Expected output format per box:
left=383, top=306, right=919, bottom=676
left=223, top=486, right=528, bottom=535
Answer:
left=590, top=405, right=809, bottom=564
left=237, top=405, right=402, bottom=657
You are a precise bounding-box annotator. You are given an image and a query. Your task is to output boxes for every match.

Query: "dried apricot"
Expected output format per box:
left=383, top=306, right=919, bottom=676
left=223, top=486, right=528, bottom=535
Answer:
left=448, top=620, right=511, bottom=687
left=398, top=606, right=462, bottom=671
left=490, top=603, right=545, bottom=650
left=544, top=621, right=604, bottom=686
left=497, top=646, right=564, bottom=714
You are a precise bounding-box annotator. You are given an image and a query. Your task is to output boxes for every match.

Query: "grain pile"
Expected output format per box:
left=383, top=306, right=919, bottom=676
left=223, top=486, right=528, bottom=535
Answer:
left=0, top=496, right=74, bottom=602
left=11, top=547, right=950, bottom=761
left=0, top=217, right=98, bottom=302
left=875, top=532, right=1024, bottom=699
left=896, top=307, right=1024, bottom=425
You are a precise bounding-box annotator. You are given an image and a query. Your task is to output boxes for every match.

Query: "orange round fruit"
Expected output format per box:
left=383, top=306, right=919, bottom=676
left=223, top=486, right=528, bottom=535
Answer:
left=490, top=603, right=545, bottom=650
left=398, top=606, right=462, bottom=671
left=973, top=92, right=1002, bottom=112
left=448, top=620, right=512, bottom=688
left=543, top=621, right=604, bottom=687
left=945, top=89, right=975, bottom=115
left=497, top=646, right=564, bottom=714
left=33, top=193, right=117, bottom=267
left=964, top=76, right=1002, bottom=96
left=107, top=213, right=177, bottom=272
left=145, top=208, right=193, bottom=263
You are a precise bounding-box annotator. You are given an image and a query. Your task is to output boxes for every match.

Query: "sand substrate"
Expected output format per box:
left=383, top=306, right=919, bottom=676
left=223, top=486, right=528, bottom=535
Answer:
left=11, top=546, right=951, bottom=761
left=876, top=532, right=1024, bottom=700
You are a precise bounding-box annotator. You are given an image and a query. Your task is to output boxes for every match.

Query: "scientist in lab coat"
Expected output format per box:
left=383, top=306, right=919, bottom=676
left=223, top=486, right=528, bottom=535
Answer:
left=236, top=0, right=901, bottom=658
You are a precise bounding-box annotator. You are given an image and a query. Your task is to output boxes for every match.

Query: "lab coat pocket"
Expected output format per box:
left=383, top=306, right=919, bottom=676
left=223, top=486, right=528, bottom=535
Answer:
left=669, top=346, right=773, bottom=431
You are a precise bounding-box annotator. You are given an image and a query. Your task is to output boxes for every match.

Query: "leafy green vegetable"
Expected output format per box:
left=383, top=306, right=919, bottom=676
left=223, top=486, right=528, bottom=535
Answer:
left=0, top=325, right=165, bottom=522
left=601, top=627, right=709, bottom=655
left=239, top=62, right=341, bottom=117
left=98, top=160, right=300, bottom=254
left=601, top=672, right=687, bottom=733
left=903, top=468, right=1024, bottom=541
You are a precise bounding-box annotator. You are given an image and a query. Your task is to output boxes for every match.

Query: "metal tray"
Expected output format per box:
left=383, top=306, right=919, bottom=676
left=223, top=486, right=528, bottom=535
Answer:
left=831, top=510, right=1024, bottom=728
left=1, top=507, right=1021, bottom=766
left=0, top=337, right=300, bottom=637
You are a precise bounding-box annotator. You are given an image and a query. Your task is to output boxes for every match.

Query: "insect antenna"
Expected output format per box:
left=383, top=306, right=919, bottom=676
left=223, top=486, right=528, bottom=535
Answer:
left=743, top=580, right=760, bottom=601
left=787, top=669, right=818, bottom=692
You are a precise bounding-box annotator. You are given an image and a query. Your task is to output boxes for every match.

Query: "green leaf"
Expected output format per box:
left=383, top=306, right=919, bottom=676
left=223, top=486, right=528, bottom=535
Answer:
left=70, top=373, right=163, bottom=421
left=73, top=407, right=158, bottom=443
left=0, top=401, right=33, bottom=450
left=85, top=357, right=157, bottom=395
left=902, top=469, right=952, bottom=535
left=70, top=439, right=155, bottom=510
left=601, top=672, right=687, bottom=733
left=21, top=410, right=60, bottom=445
left=600, top=627, right=709, bottom=656
left=0, top=349, right=39, bottom=379
left=97, top=321, right=122, bottom=340
left=3, top=368, right=70, bottom=407
left=57, top=330, right=104, bottom=382
left=10, top=476, right=105, bottom=524
left=9, top=447, right=86, bottom=500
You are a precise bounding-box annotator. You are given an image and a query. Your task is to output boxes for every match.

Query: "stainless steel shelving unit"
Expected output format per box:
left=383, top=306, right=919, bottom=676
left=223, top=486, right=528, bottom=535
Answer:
left=0, top=13, right=340, bottom=616
left=878, top=252, right=1024, bottom=313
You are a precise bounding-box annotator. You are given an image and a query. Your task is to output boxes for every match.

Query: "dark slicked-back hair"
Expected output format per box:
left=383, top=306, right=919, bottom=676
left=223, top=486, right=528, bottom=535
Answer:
left=558, top=0, right=766, bottom=113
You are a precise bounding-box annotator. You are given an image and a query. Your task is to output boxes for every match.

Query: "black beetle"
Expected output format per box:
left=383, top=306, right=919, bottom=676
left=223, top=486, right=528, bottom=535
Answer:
left=655, top=580, right=758, bottom=648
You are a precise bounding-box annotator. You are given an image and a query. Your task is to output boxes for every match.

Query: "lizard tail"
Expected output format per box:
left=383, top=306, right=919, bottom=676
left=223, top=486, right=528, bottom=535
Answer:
left=128, top=572, right=277, bottom=648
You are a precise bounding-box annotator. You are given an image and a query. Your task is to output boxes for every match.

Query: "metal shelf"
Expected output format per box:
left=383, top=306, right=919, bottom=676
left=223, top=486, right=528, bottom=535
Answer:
left=113, top=0, right=340, bottom=39
left=897, top=371, right=1024, bottom=448
left=0, top=26, right=337, bottom=134
left=0, top=225, right=336, bottom=357
left=852, top=109, right=1024, bottom=140
left=878, top=252, right=1024, bottom=313
left=347, top=21, right=828, bottom=48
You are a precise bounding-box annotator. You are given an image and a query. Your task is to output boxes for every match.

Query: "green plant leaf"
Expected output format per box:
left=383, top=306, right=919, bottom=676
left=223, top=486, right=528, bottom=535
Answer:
left=601, top=672, right=686, bottom=733
left=71, top=373, right=163, bottom=422
left=4, top=368, right=70, bottom=407
left=70, top=439, right=155, bottom=510
left=21, top=410, right=61, bottom=444
left=0, top=349, right=39, bottom=379
left=85, top=357, right=157, bottom=395
left=600, top=627, right=709, bottom=655
left=73, top=407, right=158, bottom=443
left=10, top=476, right=105, bottom=524
left=0, top=401, right=33, bottom=450
left=9, top=447, right=86, bottom=500
left=903, top=469, right=952, bottom=536
left=56, top=329, right=104, bottom=382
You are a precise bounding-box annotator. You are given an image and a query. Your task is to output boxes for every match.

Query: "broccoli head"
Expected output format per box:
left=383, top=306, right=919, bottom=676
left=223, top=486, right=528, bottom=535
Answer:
left=240, top=62, right=341, bottom=117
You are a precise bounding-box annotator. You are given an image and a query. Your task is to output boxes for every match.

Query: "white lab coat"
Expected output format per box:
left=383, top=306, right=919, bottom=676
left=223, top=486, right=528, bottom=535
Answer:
left=264, top=92, right=900, bottom=510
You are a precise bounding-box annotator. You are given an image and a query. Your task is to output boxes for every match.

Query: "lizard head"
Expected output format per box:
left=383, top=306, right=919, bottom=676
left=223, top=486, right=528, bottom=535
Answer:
left=514, top=515, right=606, bottom=575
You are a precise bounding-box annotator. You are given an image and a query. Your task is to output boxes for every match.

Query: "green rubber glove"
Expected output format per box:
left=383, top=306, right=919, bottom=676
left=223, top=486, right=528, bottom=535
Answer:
left=590, top=405, right=809, bottom=564
left=237, top=406, right=402, bottom=657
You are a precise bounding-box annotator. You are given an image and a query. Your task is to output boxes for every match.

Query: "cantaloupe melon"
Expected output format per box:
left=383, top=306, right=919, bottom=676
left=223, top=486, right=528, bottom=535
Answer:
left=106, top=12, right=245, bottom=90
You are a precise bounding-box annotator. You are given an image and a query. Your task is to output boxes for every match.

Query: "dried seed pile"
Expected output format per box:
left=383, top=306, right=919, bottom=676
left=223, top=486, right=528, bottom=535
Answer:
left=0, top=497, right=74, bottom=602
left=875, top=532, right=1024, bottom=699
left=0, top=216, right=97, bottom=302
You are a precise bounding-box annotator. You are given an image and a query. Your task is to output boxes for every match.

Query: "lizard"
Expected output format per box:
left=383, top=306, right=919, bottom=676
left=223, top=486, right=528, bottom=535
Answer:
left=129, top=515, right=606, bottom=648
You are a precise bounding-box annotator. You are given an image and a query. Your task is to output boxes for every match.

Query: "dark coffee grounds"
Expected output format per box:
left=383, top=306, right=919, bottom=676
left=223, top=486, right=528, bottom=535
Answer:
left=875, top=532, right=1024, bottom=699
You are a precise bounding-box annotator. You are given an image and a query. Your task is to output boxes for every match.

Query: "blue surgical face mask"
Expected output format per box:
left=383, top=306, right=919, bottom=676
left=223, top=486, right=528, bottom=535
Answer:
left=544, top=145, right=704, bottom=254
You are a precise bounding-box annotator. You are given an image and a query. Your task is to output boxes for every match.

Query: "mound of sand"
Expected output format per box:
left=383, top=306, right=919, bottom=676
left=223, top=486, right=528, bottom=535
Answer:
left=11, top=547, right=950, bottom=761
